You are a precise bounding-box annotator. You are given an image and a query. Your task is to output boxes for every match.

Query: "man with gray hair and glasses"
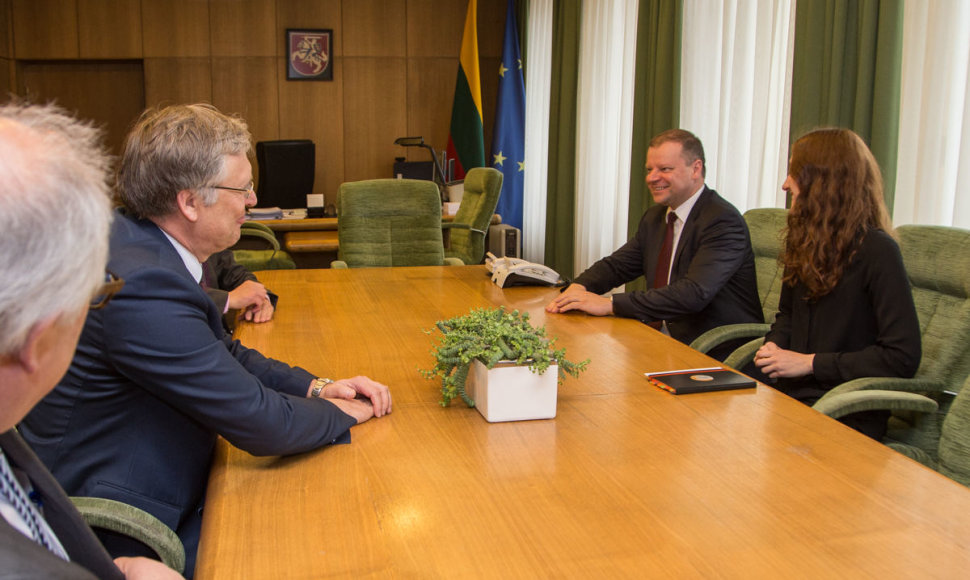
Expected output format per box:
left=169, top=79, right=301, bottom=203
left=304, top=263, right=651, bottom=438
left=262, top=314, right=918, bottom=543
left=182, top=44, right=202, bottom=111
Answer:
left=0, top=103, right=181, bottom=578
left=21, top=103, right=392, bottom=577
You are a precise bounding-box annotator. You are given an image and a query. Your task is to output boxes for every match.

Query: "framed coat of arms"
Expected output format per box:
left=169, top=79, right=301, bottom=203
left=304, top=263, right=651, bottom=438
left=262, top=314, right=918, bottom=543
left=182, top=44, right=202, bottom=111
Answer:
left=287, top=29, right=333, bottom=81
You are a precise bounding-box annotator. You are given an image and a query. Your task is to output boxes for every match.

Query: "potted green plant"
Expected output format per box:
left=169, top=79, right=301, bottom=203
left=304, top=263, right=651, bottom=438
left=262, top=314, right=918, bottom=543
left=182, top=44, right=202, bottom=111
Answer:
left=421, top=307, right=588, bottom=422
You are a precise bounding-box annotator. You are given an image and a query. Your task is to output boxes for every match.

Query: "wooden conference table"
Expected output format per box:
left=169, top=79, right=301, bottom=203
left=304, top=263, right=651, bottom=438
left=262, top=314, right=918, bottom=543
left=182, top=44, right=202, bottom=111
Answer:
left=195, top=266, right=970, bottom=578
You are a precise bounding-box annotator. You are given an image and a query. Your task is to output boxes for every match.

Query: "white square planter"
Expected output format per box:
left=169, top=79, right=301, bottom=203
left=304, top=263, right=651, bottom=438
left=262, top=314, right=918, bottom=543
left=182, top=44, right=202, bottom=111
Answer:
left=466, top=359, right=558, bottom=422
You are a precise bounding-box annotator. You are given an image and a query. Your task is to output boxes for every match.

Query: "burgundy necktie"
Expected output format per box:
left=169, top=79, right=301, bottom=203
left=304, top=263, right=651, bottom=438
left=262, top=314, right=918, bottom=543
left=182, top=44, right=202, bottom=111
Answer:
left=201, top=261, right=214, bottom=290
left=653, top=211, right=677, bottom=289
left=648, top=212, right=677, bottom=331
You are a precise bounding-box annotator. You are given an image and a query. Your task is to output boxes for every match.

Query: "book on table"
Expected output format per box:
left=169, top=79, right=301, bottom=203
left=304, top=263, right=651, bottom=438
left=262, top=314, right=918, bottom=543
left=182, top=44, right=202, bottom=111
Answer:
left=644, top=367, right=756, bottom=394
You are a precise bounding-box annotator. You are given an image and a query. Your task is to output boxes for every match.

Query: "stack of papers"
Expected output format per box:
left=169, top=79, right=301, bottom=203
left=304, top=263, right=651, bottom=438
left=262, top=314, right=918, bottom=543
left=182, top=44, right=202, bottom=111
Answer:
left=247, top=207, right=283, bottom=220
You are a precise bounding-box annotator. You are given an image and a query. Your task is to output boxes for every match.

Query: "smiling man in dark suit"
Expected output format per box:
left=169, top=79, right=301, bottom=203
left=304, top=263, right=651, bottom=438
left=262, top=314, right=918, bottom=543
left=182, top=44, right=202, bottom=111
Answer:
left=20, top=104, right=392, bottom=577
left=546, top=129, right=762, bottom=360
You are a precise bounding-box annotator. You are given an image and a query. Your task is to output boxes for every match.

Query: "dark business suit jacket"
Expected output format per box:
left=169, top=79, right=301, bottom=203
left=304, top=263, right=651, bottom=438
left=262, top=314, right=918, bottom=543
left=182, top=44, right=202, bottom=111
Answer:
left=574, top=187, right=763, bottom=355
left=20, top=210, right=356, bottom=576
left=0, top=430, right=123, bottom=580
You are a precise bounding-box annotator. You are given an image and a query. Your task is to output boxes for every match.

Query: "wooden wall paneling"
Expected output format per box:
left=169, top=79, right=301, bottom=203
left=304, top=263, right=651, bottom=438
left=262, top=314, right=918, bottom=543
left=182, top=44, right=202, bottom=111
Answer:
left=341, top=0, right=405, bottom=57
left=276, top=0, right=342, bottom=200
left=211, top=56, right=279, bottom=143
left=142, top=0, right=210, bottom=58
left=277, top=0, right=341, bottom=34
left=479, top=55, right=500, bottom=158
left=12, top=0, right=78, bottom=59
left=144, top=57, right=212, bottom=108
left=405, top=56, right=454, bottom=164
left=19, top=61, right=144, bottom=156
left=406, top=0, right=464, bottom=58
left=1, top=0, right=13, bottom=58
left=0, top=58, right=12, bottom=97
left=341, top=56, right=407, bottom=181
left=210, top=0, right=276, bottom=57
left=475, top=0, right=505, bottom=58
left=278, top=58, right=345, bottom=204
left=78, top=0, right=141, bottom=58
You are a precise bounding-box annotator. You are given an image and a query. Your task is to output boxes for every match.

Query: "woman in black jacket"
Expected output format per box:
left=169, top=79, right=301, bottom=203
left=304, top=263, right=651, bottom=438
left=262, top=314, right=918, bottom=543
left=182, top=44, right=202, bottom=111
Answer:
left=754, top=128, right=921, bottom=439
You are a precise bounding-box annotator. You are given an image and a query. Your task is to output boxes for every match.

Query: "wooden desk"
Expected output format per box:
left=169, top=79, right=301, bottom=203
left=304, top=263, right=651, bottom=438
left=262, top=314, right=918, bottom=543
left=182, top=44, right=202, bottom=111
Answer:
left=251, top=217, right=338, bottom=232
left=196, top=267, right=970, bottom=578
left=252, top=214, right=502, bottom=257
left=284, top=230, right=338, bottom=253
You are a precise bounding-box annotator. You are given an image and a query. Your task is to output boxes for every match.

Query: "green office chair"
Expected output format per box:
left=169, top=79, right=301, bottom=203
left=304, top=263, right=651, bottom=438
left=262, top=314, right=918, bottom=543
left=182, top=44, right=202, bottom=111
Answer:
left=812, top=373, right=970, bottom=488
left=726, top=224, right=970, bottom=459
left=71, top=497, right=185, bottom=573
left=232, top=221, right=296, bottom=271
left=442, top=167, right=503, bottom=265
left=331, top=178, right=464, bottom=268
left=689, top=208, right=787, bottom=355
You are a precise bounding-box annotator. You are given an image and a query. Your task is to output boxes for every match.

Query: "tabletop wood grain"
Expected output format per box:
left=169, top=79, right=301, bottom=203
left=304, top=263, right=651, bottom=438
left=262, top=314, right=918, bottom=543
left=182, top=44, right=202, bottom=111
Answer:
left=195, top=266, right=970, bottom=579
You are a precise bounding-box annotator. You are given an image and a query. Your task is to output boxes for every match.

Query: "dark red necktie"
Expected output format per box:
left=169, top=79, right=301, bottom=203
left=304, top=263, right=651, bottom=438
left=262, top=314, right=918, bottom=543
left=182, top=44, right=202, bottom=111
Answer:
left=653, top=212, right=677, bottom=289
left=201, top=261, right=214, bottom=290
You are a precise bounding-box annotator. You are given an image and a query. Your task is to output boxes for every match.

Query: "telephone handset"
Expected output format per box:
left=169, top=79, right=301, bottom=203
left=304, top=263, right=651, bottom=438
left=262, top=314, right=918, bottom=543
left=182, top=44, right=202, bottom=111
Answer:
left=486, top=253, right=564, bottom=288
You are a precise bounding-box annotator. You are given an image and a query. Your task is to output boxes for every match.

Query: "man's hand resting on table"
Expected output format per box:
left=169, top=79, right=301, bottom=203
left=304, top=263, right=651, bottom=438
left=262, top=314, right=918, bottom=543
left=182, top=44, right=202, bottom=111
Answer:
left=545, top=283, right=614, bottom=316
left=317, top=376, right=392, bottom=423
left=227, top=280, right=274, bottom=323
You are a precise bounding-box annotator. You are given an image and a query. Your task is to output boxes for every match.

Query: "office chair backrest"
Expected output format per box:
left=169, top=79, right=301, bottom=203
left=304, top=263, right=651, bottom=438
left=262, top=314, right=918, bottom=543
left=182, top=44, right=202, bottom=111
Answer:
left=742, top=208, right=788, bottom=325
left=938, top=374, right=970, bottom=487
left=337, top=178, right=446, bottom=267
left=255, top=140, right=315, bottom=209
left=898, top=225, right=970, bottom=387
left=232, top=222, right=296, bottom=271
left=880, top=225, right=970, bottom=454
left=446, top=167, right=503, bottom=265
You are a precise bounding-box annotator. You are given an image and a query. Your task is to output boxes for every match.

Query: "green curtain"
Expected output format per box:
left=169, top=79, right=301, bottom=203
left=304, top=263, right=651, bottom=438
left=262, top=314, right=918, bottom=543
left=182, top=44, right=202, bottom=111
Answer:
left=624, top=0, right=682, bottom=292
left=543, top=0, right=581, bottom=278
left=790, top=0, right=904, bottom=210
left=628, top=0, right=682, bottom=236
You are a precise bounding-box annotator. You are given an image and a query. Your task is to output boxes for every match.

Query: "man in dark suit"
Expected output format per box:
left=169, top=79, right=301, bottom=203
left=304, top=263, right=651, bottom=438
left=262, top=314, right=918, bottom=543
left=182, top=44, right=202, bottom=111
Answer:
left=546, top=129, right=762, bottom=360
left=20, top=104, right=392, bottom=577
left=0, top=104, right=180, bottom=578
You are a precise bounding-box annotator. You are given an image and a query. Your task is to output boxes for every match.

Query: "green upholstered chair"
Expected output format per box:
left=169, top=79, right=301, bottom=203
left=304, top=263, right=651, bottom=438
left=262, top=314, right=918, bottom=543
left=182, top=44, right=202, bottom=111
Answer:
left=442, top=167, right=503, bottom=265
left=232, top=221, right=296, bottom=271
left=816, top=373, right=970, bottom=488
left=689, top=208, right=788, bottom=355
left=727, top=224, right=970, bottom=459
left=331, top=178, right=464, bottom=269
left=71, top=497, right=185, bottom=573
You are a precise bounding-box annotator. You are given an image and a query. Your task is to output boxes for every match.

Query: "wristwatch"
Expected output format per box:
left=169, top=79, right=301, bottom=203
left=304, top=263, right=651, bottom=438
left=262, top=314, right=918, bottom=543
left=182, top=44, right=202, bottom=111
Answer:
left=310, top=377, right=335, bottom=398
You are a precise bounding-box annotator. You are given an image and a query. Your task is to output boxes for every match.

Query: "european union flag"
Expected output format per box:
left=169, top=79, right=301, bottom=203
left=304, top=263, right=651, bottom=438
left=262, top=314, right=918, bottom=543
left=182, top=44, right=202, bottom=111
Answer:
left=491, top=0, right=525, bottom=232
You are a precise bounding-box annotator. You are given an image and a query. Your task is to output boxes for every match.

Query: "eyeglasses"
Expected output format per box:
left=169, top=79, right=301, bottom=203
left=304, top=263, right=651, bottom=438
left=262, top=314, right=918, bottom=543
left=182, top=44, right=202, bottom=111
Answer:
left=90, top=271, right=125, bottom=310
left=213, top=181, right=256, bottom=201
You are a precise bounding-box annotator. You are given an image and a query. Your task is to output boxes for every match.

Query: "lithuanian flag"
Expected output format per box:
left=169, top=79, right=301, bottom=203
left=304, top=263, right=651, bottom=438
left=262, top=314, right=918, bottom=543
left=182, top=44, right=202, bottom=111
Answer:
left=446, top=0, right=485, bottom=179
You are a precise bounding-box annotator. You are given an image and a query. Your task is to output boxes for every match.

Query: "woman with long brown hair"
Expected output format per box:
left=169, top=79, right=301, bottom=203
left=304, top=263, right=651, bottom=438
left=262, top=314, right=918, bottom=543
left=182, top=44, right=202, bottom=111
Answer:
left=754, top=128, right=921, bottom=439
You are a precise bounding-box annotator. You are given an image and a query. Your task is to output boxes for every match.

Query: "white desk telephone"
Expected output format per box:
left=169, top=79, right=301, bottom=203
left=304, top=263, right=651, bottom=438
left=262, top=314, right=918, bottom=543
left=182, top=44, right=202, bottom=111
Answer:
left=485, top=253, right=564, bottom=288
